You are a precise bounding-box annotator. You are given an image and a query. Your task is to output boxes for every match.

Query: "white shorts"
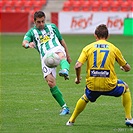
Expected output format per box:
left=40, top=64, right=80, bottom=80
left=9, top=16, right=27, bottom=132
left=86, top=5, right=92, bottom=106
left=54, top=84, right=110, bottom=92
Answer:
left=41, top=46, right=66, bottom=79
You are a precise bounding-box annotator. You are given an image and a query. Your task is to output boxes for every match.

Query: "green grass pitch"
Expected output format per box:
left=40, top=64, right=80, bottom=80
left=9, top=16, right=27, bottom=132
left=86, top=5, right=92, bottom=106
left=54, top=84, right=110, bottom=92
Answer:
left=0, top=34, right=133, bottom=133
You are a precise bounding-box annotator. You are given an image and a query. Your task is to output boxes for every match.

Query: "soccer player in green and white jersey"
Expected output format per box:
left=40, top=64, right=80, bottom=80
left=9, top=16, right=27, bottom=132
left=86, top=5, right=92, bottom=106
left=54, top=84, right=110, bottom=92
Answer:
left=66, top=24, right=133, bottom=127
left=22, top=11, right=71, bottom=115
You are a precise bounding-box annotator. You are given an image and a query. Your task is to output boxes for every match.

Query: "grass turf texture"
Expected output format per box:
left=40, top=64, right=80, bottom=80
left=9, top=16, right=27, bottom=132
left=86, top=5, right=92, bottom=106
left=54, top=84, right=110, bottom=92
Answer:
left=0, top=34, right=133, bottom=133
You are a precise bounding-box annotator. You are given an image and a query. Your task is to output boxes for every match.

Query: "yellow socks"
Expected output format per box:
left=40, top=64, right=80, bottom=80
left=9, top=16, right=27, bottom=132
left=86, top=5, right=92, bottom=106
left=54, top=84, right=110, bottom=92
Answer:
left=69, top=95, right=88, bottom=122
left=122, top=88, right=132, bottom=119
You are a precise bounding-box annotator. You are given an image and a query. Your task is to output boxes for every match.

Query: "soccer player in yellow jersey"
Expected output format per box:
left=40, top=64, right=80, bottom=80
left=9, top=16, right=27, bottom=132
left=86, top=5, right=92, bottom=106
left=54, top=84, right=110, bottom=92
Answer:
left=66, top=24, right=133, bottom=127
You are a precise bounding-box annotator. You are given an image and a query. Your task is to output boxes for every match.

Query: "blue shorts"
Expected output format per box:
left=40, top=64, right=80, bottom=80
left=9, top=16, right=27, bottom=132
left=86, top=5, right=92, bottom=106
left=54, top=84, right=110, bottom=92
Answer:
left=85, top=79, right=125, bottom=102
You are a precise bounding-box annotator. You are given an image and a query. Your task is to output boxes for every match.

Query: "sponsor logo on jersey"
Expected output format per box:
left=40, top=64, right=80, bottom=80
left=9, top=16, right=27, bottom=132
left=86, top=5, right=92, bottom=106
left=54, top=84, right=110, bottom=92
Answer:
left=90, top=69, right=110, bottom=77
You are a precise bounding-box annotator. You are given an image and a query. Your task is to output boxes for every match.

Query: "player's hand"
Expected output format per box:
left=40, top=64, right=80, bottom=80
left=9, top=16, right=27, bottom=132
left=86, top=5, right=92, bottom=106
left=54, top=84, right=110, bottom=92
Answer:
left=67, top=56, right=72, bottom=64
left=29, top=42, right=35, bottom=48
left=75, top=77, right=82, bottom=84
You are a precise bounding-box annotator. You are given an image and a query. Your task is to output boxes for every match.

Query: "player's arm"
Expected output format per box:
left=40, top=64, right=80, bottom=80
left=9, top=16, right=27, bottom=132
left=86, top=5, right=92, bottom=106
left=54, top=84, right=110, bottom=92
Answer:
left=22, top=30, right=35, bottom=49
left=115, top=47, right=131, bottom=72
left=22, top=40, right=35, bottom=49
left=60, top=39, right=72, bottom=63
left=75, top=61, right=82, bottom=84
left=120, top=63, right=131, bottom=72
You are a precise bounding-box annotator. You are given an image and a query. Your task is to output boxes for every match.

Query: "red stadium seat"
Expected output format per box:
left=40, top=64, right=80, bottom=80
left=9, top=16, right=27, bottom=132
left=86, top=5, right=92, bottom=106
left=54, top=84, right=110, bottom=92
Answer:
left=1, top=0, right=14, bottom=12
left=42, top=0, right=47, bottom=5
left=0, top=1, right=5, bottom=12
left=82, top=1, right=92, bottom=11
left=5, top=6, right=14, bottom=12
left=14, top=1, right=24, bottom=12
left=31, top=0, right=47, bottom=6
left=91, top=1, right=101, bottom=11
left=62, top=1, right=72, bottom=11
left=71, top=1, right=81, bottom=11
left=101, top=1, right=110, bottom=11
left=32, top=6, right=41, bottom=12
left=68, top=0, right=76, bottom=3
left=24, top=6, right=33, bottom=12
left=110, top=1, right=120, bottom=11
left=34, top=1, right=43, bottom=7
left=8, top=1, right=26, bottom=12
left=120, top=1, right=131, bottom=12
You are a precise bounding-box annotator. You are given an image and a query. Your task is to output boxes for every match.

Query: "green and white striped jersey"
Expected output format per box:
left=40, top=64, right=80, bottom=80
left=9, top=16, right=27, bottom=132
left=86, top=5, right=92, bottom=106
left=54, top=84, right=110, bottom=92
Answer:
left=23, top=23, right=63, bottom=57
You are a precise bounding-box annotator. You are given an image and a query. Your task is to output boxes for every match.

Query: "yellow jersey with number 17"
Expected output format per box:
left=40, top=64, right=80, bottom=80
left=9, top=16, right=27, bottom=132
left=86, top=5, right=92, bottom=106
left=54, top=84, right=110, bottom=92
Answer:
left=78, top=40, right=127, bottom=91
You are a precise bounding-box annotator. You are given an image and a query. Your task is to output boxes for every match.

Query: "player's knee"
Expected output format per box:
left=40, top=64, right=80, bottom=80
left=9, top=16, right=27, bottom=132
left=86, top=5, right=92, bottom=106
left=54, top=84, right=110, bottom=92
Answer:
left=56, top=52, right=66, bottom=60
left=124, top=82, right=130, bottom=92
left=45, top=76, right=56, bottom=88
left=47, top=80, right=56, bottom=88
left=124, top=82, right=129, bottom=89
left=81, top=94, right=89, bottom=103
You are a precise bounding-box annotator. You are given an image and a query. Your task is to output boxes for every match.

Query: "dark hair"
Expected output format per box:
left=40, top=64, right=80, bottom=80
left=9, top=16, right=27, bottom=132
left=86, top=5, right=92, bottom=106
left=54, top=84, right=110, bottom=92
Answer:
left=34, top=11, right=45, bottom=21
left=95, top=24, right=109, bottom=39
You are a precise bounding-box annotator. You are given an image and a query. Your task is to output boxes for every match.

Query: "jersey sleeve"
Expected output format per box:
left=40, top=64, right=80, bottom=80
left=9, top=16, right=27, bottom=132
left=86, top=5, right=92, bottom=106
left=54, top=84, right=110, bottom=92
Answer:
left=51, top=23, right=63, bottom=41
left=115, top=47, right=127, bottom=66
left=23, top=29, right=34, bottom=42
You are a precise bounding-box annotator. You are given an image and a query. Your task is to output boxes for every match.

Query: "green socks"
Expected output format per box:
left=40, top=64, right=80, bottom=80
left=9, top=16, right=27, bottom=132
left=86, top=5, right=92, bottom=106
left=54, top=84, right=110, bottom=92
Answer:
left=50, top=86, right=65, bottom=107
left=60, top=59, right=70, bottom=71
left=50, top=60, right=69, bottom=107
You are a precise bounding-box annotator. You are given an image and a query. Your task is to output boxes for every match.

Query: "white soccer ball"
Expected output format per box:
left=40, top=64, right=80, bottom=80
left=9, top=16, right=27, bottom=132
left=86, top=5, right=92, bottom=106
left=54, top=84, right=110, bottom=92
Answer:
left=44, top=52, right=60, bottom=68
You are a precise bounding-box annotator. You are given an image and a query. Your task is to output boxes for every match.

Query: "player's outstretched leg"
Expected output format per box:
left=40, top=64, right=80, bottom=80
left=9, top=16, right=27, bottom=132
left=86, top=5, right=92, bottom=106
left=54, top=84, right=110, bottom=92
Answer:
left=122, top=88, right=133, bottom=127
left=59, top=59, right=70, bottom=80
left=50, top=86, right=70, bottom=115
left=66, top=95, right=88, bottom=126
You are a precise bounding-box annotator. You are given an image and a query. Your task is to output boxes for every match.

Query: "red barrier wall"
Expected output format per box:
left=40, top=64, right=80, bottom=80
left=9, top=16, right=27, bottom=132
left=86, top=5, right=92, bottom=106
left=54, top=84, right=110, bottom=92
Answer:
left=51, top=12, right=58, bottom=27
left=0, top=12, right=29, bottom=32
